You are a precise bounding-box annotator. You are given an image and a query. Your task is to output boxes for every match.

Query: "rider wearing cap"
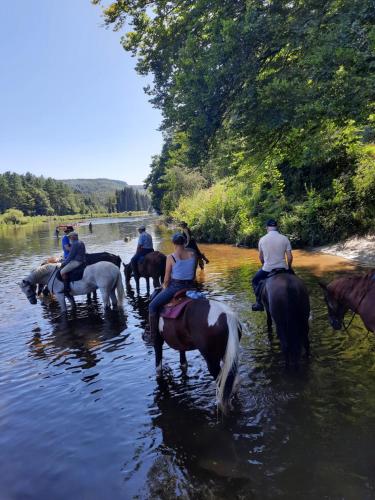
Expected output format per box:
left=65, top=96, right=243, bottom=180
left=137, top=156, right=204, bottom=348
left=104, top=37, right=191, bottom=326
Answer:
left=60, top=231, right=86, bottom=294
left=251, top=219, right=293, bottom=311
left=148, top=233, right=197, bottom=338
left=130, top=225, right=154, bottom=280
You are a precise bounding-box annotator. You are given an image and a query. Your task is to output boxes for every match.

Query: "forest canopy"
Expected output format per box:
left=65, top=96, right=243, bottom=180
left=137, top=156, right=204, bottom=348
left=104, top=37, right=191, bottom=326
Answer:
left=94, top=0, right=375, bottom=246
left=0, top=172, right=150, bottom=217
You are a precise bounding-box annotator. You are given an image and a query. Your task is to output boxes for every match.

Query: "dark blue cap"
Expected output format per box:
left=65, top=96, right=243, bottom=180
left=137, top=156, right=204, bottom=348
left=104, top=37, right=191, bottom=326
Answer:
left=266, top=219, right=277, bottom=227
left=172, top=233, right=185, bottom=245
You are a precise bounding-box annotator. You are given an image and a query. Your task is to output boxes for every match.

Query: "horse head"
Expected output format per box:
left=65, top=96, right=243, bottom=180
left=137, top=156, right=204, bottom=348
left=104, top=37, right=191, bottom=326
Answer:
left=19, top=279, right=37, bottom=305
left=319, top=282, right=346, bottom=330
left=123, top=262, right=132, bottom=282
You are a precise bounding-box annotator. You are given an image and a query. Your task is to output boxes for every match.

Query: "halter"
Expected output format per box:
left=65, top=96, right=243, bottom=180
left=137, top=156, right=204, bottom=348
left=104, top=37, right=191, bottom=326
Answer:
left=343, top=284, right=371, bottom=331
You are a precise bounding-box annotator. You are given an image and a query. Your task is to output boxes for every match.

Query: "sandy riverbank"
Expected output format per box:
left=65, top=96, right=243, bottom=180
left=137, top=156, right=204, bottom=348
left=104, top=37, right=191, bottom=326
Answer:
left=316, top=234, right=375, bottom=267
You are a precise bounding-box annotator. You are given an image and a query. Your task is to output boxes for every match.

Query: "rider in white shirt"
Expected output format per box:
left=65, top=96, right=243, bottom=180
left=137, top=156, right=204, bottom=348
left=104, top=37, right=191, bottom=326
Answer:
left=252, top=219, right=293, bottom=311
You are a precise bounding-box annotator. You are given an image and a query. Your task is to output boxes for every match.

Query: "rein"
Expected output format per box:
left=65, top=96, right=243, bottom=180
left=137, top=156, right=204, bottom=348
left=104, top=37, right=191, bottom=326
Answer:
left=343, top=280, right=372, bottom=331
left=48, top=267, right=60, bottom=295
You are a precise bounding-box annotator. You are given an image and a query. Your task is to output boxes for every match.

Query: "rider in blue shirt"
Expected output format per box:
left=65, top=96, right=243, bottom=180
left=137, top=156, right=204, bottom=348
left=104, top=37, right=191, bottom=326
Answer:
left=130, top=225, right=154, bottom=279
left=62, top=226, right=74, bottom=258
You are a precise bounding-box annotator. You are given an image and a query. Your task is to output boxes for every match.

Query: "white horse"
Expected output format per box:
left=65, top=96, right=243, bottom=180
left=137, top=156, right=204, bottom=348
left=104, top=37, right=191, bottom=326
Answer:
left=19, top=262, right=124, bottom=313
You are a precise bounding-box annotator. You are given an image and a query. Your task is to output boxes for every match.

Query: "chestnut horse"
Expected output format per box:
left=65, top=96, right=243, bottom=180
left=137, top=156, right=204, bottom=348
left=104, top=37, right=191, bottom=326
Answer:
left=261, top=272, right=310, bottom=366
left=156, top=299, right=241, bottom=413
left=320, top=271, right=375, bottom=332
left=124, top=251, right=166, bottom=294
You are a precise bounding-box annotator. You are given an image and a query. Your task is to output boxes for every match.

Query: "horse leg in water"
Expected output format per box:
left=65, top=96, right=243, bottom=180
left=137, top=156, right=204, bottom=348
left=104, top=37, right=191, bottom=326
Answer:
left=146, top=277, right=150, bottom=295
left=266, top=310, right=273, bottom=334
left=110, top=288, right=118, bottom=308
left=99, top=287, right=111, bottom=310
left=155, top=329, right=164, bottom=375
left=179, top=351, right=188, bottom=371
left=202, top=352, right=221, bottom=379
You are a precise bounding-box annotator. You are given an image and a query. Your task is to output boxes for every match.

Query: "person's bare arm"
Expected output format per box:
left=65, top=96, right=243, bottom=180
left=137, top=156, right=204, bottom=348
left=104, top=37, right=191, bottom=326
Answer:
left=259, top=249, right=264, bottom=265
left=162, top=255, right=173, bottom=288
left=183, top=228, right=190, bottom=246
left=286, top=250, right=293, bottom=269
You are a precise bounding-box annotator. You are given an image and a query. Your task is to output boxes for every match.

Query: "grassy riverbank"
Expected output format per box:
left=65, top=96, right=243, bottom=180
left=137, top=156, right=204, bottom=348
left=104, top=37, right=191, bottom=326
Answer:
left=0, top=209, right=150, bottom=227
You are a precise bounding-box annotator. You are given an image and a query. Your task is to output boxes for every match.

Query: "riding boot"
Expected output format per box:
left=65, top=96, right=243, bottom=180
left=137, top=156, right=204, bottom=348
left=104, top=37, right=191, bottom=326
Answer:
left=149, top=313, right=159, bottom=340
left=62, top=274, right=71, bottom=296
left=252, top=283, right=264, bottom=311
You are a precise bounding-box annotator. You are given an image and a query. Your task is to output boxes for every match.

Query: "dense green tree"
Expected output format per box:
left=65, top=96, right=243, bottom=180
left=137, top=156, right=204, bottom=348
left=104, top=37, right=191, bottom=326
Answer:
left=94, top=0, right=375, bottom=244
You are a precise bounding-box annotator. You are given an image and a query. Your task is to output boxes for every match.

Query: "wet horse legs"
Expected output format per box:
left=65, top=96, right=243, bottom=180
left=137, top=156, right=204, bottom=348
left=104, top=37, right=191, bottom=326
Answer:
left=179, top=351, right=187, bottom=370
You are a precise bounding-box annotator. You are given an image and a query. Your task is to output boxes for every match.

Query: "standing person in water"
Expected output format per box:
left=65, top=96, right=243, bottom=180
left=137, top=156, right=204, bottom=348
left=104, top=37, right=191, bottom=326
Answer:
left=61, top=226, right=74, bottom=259
left=180, top=222, right=209, bottom=269
left=88, top=222, right=93, bottom=232
left=148, top=233, right=197, bottom=337
left=60, top=231, right=86, bottom=295
left=251, top=219, right=293, bottom=311
left=130, top=225, right=154, bottom=280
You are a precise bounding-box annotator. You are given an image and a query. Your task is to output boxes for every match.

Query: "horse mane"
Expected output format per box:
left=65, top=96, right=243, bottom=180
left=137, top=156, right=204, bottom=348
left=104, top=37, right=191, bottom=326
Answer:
left=331, top=270, right=375, bottom=301
left=29, top=263, right=59, bottom=283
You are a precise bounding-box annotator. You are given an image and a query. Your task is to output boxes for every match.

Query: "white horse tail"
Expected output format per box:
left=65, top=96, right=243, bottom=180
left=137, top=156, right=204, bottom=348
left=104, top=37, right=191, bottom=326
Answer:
left=115, top=271, right=124, bottom=303
left=216, top=308, right=241, bottom=413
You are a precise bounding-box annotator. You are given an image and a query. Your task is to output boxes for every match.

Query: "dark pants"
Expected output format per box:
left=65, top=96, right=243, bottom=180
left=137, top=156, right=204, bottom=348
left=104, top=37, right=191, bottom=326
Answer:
left=131, top=248, right=153, bottom=274
left=149, top=280, right=193, bottom=315
left=252, top=268, right=270, bottom=301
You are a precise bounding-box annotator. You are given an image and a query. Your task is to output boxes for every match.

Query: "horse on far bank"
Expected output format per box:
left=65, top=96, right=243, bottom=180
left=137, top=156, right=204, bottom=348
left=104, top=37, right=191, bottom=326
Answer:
left=124, top=251, right=166, bottom=294
left=260, top=271, right=310, bottom=367
left=320, top=271, right=375, bottom=332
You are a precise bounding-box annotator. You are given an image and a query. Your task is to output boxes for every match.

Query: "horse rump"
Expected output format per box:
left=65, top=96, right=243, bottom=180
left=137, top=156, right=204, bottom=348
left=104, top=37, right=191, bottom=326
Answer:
left=86, top=252, right=121, bottom=268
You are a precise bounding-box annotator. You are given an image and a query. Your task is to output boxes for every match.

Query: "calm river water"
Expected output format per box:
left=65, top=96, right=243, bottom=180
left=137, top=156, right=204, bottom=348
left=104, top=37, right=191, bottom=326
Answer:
left=0, top=217, right=374, bottom=499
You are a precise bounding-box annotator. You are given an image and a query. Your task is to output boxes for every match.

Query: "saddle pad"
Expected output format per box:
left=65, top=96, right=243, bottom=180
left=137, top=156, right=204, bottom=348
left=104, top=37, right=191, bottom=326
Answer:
left=160, top=297, right=192, bottom=319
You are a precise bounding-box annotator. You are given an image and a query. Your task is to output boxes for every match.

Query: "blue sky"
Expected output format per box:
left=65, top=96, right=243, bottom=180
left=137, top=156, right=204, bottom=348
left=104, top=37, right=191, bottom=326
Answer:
left=0, top=1, right=162, bottom=184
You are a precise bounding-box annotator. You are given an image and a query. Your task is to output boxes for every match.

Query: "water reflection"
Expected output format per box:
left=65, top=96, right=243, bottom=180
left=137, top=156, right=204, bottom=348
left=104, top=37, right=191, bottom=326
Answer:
left=1, top=218, right=375, bottom=499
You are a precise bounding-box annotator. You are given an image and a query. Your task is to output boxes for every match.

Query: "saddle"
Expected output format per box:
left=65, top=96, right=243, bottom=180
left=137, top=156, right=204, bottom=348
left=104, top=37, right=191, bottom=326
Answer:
left=256, top=268, right=294, bottom=296
left=160, top=289, right=193, bottom=319
left=57, top=263, right=86, bottom=283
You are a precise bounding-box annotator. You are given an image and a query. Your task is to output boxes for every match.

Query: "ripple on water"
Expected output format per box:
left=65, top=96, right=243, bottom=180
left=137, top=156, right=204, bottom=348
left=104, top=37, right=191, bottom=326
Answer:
left=1, top=219, right=375, bottom=499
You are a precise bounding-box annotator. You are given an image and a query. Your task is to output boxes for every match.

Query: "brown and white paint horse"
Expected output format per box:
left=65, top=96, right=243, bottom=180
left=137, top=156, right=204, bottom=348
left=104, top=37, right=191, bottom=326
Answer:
left=156, top=298, right=242, bottom=413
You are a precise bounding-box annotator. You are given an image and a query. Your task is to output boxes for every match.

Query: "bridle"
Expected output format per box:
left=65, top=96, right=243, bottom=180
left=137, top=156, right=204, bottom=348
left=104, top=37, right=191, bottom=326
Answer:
left=23, top=280, right=37, bottom=301
left=342, top=283, right=372, bottom=331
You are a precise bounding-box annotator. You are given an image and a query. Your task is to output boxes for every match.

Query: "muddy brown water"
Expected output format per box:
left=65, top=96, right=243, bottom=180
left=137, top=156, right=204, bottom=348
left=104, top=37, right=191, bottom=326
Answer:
left=1, top=217, right=374, bottom=499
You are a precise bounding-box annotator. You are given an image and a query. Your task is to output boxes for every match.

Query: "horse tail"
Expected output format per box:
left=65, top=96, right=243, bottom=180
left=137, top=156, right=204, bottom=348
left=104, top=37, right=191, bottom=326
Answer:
left=115, top=270, right=124, bottom=302
left=216, top=309, right=241, bottom=413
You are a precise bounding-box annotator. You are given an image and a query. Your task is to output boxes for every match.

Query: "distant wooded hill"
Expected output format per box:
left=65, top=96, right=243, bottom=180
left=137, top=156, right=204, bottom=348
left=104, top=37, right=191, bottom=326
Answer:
left=61, top=178, right=150, bottom=213
left=0, top=172, right=150, bottom=216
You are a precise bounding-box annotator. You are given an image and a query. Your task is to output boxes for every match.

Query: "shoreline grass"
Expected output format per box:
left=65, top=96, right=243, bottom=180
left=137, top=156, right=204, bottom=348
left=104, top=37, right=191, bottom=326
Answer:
left=0, top=210, right=151, bottom=227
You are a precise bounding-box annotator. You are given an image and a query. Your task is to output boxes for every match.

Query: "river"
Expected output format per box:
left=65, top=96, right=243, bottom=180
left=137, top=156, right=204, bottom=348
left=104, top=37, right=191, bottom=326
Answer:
left=0, top=217, right=374, bottom=499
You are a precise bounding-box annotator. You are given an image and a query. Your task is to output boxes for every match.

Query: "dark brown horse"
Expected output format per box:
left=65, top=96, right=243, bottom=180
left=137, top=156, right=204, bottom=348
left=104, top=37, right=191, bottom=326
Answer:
left=155, top=299, right=241, bottom=413
left=261, top=272, right=310, bottom=366
left=320, top=271, right=375, bottom=332
left=124, top=251, right=166, bottom=294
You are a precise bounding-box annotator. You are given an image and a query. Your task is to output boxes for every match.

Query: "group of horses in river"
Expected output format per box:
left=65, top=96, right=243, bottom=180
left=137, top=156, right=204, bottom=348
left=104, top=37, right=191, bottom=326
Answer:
left=19, top=248, right=375, bottom=412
